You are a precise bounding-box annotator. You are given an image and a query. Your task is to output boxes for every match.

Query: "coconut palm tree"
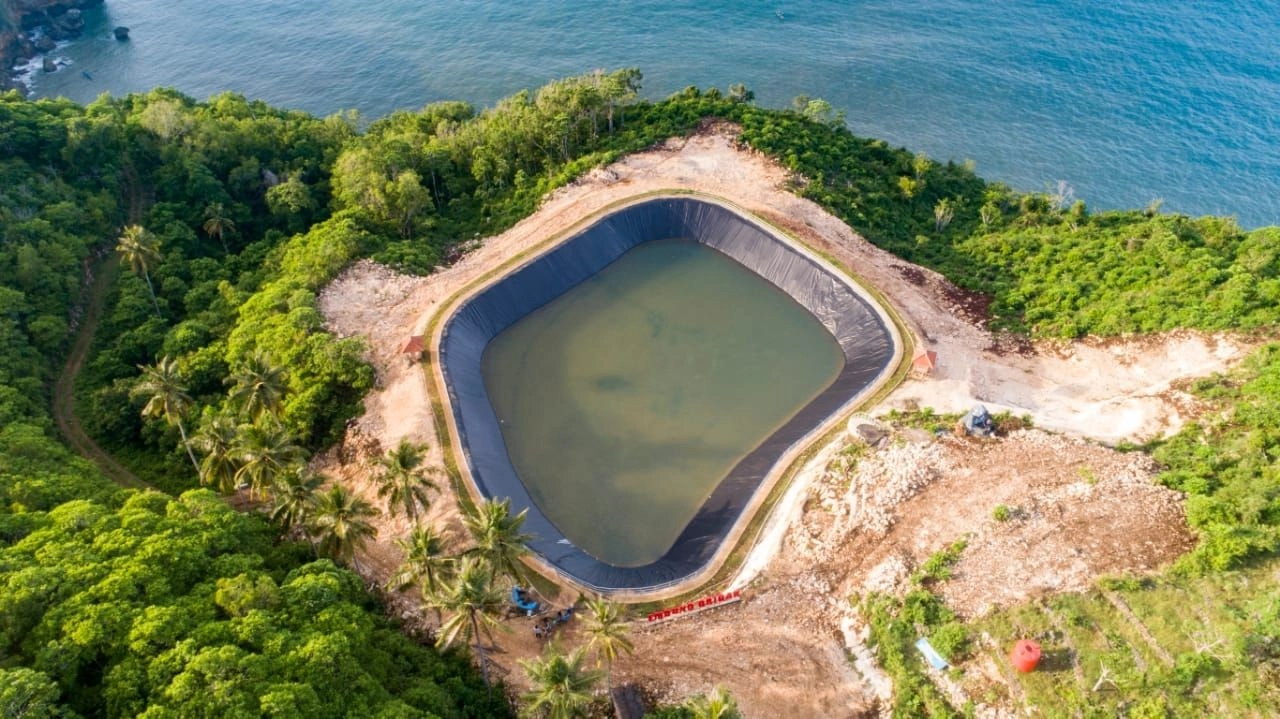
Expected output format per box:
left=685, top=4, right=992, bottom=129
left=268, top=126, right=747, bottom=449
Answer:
left=389, top=524, right=455, bottom=623
left=308, top=484, right=379, bottom=567
left=133, top=355, right=199, bottom=475
left=429, top=555, right=508, bottom=689
left=191, top=411, right=240, bottom=492
left=226, top=350, right=288, bottom=422
left=684, top=687, right=741, bottom=719
left=390, top=523, right=453, bottom=590
left=582, top=597, right=633, bottom=691
left=232, top=419, right=304, bottom=500
left=464, top=498, right=533, bottom=583
left=116, top=224, right=162, bottom=316
left=202, top=202, right=236, bottom=253
left=374, top=439, right=439, bottom=522
left=518, top=643, right=602, bottom=719
left=270, top=468, right=324, bottom=532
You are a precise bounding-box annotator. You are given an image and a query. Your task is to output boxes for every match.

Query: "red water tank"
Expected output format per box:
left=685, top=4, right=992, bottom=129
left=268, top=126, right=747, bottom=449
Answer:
left=1010, top=639, right=1041, bottom=673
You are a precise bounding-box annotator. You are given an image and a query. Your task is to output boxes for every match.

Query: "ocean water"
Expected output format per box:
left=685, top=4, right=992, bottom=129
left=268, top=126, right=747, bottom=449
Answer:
left=20, top=0, right=1280, bottom=227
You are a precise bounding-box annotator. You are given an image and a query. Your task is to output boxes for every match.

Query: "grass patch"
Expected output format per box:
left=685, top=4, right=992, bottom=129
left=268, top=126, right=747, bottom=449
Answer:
left=858, top=539, right=971, bottom=718
left=961, top=560, right=1280, bottom=717
left=882, top=407, right=963, bottom=433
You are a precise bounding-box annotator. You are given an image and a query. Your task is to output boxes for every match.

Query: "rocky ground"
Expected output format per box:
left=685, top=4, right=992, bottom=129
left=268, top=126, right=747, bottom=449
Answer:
left=801, top=427, right=1195, bottom=617
left=315, top=123, right=1249, bottom=717
left=610, top=424, right=1193, bottom=717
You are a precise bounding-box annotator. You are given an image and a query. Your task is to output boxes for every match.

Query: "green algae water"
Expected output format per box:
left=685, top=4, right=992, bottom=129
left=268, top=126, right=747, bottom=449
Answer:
left=482, top=239, right=843, bottom=566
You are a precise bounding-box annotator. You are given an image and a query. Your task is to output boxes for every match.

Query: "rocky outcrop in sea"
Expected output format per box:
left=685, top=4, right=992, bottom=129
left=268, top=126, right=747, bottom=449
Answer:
left=2, top=0, right=105, bottom=92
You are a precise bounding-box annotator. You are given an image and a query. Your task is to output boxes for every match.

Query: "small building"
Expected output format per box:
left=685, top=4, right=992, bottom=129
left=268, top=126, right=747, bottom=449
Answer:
left=911, top=349, right=938, bottom=378
left=401, top=335, right=426, bottom=358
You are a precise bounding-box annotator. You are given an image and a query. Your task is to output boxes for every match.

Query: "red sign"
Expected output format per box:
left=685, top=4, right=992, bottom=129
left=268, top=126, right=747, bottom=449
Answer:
left=646, top=589, right=743, bottom=623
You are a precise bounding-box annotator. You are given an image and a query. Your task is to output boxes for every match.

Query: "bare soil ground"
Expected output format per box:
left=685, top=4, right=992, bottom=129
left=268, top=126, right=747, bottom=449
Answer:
left=800, top=429, right=1196, bottom=617
left=315, top=123, right=1248, bottom=716
left=614, top=425, right=1194, bottom=717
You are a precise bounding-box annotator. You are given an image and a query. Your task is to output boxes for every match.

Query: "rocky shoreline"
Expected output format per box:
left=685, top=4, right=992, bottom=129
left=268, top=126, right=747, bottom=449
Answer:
left=1, top=0, right=106, bottom=93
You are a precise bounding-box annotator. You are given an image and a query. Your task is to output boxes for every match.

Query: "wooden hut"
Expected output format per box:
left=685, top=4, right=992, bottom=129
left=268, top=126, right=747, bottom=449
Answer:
left=911, top=349, right=938, bottom=378
left=401, top=335, right=426, bottom=361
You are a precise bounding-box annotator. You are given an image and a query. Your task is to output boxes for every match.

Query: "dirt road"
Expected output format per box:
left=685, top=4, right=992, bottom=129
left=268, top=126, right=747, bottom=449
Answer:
left=53, top=164, right=156, bottom=492
left=52, top=254, right=154, bottom=491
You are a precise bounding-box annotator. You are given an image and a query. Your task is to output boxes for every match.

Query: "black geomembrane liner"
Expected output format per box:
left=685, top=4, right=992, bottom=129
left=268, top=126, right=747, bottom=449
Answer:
left=440, top=198, right=896, bottom=591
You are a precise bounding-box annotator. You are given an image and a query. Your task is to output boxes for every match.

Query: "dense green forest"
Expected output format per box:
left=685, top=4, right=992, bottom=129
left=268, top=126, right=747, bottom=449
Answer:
left=2, top=69, right=1278, bottom=717
left=0, top=91, right=503, bottom=718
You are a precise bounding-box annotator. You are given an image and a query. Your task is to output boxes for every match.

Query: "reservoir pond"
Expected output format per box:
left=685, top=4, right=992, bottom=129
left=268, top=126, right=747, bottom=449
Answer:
left=482, top=238, right=844, bottom=566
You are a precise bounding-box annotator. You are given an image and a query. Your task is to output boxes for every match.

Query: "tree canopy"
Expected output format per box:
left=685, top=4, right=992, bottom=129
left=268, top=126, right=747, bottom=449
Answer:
left=0, top=490, right=505, bottom=718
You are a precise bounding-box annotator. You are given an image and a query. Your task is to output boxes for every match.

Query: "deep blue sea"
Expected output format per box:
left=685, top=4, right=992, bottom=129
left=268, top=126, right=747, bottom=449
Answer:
left=19, top=0, right=1280, bottom=227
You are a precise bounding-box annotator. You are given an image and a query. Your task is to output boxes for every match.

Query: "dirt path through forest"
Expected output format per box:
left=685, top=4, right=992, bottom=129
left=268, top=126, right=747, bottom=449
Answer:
left=53, top=164, right=155, bottom=492
left=53, top=253, right=153, bottom=490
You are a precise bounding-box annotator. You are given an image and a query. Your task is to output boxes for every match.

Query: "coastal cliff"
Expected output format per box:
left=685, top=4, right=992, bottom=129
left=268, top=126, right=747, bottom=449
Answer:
left=1, top=0, right=104, bottom=90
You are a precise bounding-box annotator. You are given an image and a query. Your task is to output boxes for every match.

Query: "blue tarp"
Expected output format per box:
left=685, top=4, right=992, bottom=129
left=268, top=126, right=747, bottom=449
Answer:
left=963, top=404, right=995, bottom=436
left=510, top=586, right=539, bottom=613
left=915, top=637, right=951, bottom=670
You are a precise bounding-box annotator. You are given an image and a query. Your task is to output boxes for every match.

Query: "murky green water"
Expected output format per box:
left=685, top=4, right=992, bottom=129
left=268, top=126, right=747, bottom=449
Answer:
left=482, top=239, right=844, bottom=566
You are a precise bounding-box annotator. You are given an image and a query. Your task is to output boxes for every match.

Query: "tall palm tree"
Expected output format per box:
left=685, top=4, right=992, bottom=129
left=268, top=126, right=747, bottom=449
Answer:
left=374, top=439, right=439, bottom=523
left=518, top=643, right=602, bottom=719
left=133, top=356, right=199, bottom=475
left=226, top=350, right=288, bottom=422
left=463, top=498, right=533, bottom=584
left=582, top=597, right=633, bottom=691
left=684, top=687, right=741, bottom=719
left=308, top=484, right=379, bottom=566
left=116, top=224, right=162, bottom=316
left=270, top=468, right=324, bottom=532
left=389, top=524, right=455, bottom=623
left=232, top=420, right=304, bottom=500
left=191, top=411, right=240, bottom=492
left=202, top=202, right=236, bottom=253
left=428, top=555, right=508, bottom=689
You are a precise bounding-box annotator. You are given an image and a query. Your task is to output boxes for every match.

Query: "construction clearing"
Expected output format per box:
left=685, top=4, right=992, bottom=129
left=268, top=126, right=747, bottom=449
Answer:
left=315, top=123, right=1264, bottom=716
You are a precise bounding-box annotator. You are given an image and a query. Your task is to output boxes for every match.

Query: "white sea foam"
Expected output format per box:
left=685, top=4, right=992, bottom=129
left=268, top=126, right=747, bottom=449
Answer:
left=9, top=30, right=74, bottom=95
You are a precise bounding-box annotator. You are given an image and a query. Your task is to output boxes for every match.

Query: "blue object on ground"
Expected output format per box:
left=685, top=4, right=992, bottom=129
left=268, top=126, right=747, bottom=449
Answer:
left=963, top=404, right=995, bottom=436
left=915, top=637, right=950, bottom=670
left=511, top=586, right=539, bottom=614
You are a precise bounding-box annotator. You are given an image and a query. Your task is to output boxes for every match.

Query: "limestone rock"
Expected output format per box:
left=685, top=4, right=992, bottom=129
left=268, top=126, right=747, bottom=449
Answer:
left=845, top=415, right=888, bottom=447
left=113, top=26, right=129, bottom=41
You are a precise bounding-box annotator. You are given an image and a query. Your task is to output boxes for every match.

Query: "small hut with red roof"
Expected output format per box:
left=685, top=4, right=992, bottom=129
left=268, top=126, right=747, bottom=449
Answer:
left=911, top=348, right=938, bottom=378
